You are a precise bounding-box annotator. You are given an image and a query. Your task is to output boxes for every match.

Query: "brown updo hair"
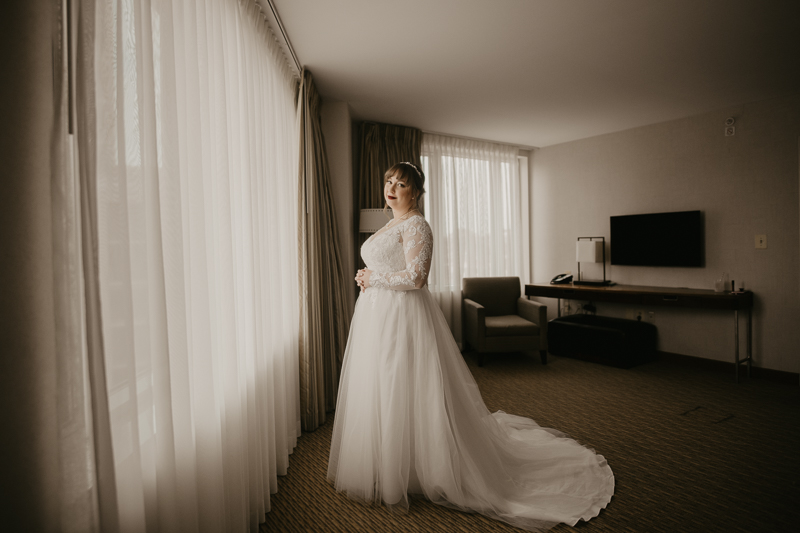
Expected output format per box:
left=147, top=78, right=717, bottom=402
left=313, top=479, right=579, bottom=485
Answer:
left=383, top=162, right=426, bottom=216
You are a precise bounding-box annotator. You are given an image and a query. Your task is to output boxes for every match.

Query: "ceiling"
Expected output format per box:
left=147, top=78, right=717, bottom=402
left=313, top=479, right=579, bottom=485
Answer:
left=271, top=0, right=800, bottom=148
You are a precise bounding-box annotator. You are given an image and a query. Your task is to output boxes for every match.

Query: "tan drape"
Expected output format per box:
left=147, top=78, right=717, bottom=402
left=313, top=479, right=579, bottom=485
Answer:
left=297, top=70, right=351, bottom=431
left=1, top=2, right=60, bottom=529
left=356, top=122, right=423, bottom=269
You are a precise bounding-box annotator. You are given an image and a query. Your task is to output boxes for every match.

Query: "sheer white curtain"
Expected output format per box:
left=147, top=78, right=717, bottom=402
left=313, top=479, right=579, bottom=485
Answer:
left=67, top=0, right=301, bottom=531
left=422, top=134, right=527, bottom=345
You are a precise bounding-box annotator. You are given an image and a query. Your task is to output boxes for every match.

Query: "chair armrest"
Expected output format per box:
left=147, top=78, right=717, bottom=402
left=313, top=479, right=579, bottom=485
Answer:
left=463, top=298, right=486, bottom=349
left=518, top=297, right=546, bottom=324
left=518, top=297, right=548, bottom=350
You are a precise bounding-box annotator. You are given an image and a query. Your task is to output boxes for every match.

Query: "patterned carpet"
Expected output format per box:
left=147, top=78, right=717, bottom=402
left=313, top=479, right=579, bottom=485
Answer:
left=260, top=352, right=800, bottom=533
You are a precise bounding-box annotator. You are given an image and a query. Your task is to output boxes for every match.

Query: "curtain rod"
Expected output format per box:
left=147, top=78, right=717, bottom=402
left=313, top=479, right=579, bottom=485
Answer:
left=421, top=129, right=537, bottom=151
left=262, top=0, right=302, bottom=78
left=359, top=122, right=536, bottom=151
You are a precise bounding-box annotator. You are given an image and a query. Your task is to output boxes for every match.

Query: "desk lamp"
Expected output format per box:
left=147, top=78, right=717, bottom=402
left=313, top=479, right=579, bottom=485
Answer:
left=575, top=237, right=613, bottom=286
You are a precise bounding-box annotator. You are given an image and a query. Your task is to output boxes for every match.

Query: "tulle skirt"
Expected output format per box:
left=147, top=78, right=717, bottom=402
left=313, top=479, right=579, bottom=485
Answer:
left=327, top=286, right=614, bottom=531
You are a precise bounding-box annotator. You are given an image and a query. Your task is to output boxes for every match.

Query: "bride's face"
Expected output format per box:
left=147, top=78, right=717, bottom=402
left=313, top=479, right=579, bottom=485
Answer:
left=385, top=173, right=414, bottom=214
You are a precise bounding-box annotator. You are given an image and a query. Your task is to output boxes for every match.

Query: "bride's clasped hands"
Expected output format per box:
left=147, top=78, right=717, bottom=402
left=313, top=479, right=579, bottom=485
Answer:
left=355, top=268, right=371, bottom=293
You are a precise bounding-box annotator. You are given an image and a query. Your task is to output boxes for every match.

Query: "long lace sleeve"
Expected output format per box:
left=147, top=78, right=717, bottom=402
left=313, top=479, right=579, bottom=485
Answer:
left=370, top=216, right=433, bottom=291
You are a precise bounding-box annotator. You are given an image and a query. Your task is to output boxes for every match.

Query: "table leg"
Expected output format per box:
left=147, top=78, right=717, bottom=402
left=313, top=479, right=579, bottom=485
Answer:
left=734, top=310, right=739, bottom=384
left=557, top=298, right=561, bottom=318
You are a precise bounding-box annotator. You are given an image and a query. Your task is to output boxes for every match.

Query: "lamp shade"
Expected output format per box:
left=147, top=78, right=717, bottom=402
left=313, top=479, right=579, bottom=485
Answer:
left=359, top=209, right=389, bottom=233
left=576, top=240, right=603, bottom=263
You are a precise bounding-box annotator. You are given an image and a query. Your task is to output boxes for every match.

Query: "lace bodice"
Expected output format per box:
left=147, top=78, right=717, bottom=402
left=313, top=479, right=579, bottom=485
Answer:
left=362, top=215, right=433, bottom=290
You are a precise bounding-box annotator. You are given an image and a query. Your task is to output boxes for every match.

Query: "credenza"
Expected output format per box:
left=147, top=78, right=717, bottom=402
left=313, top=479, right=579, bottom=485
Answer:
left=525, top=283, right=753, bottom=383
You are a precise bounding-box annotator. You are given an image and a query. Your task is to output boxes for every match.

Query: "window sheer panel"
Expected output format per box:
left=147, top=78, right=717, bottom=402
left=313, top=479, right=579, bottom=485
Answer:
left=519, top=156, right=531, bottom=283
left=422, top=135, right=524, bottom=343
left=86, top=0, right=300, bottom=531
left=52, top=11, right=101, bottom=528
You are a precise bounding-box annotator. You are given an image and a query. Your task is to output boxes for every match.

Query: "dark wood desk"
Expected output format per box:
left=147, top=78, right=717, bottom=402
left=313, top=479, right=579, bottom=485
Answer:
left=525, top=283, right=753, bottom=382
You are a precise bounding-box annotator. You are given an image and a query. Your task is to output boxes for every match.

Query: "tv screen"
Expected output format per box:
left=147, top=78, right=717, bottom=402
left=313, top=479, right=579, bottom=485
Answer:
left=611, top=210, right=704, bottom=267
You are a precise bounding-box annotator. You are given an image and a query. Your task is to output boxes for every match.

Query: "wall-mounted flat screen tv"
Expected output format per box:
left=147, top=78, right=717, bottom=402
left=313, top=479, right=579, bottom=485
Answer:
left=610, top=210, right=704, bottom=267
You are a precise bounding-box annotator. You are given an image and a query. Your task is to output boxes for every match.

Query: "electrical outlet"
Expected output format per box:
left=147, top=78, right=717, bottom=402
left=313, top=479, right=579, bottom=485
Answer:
left=725, top=126, right=735, bottom=136
left=647, top=311, right=655, bottom=323
left=755, top=234, right=767, bottom=249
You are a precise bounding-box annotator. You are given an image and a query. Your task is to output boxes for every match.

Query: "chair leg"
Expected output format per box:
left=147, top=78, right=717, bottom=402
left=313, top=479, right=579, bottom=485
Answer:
left=540, top=350, right=548, bottom=365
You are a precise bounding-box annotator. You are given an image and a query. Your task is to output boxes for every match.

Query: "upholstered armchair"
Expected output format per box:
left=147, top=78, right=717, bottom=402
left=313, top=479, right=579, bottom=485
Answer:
left=462, top=277, right=548, bottom=367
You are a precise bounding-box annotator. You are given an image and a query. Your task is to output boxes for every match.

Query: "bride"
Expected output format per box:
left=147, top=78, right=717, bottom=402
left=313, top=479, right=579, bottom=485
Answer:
left=327, top=162, right=614, bottom=531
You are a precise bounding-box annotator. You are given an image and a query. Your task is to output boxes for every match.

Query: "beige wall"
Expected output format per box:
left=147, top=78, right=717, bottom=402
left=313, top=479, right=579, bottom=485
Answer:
left=532, top=94, right=800, bottom=374
left=320, top=101, right=355, bottom=315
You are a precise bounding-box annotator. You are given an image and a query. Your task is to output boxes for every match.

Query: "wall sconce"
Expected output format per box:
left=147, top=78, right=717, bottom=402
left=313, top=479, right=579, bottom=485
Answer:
left=359, top=209, right=389, bottom=233
left=575, top=237, right=613, bottom=286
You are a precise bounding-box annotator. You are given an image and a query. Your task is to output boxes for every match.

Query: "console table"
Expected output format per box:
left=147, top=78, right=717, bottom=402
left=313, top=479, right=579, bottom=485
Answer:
left=525, top=283, right=753, bottom=383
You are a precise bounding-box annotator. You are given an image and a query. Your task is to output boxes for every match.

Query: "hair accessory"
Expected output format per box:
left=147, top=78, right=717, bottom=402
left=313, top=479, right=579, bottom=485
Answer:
left=400, top=161, right=422, bottom=178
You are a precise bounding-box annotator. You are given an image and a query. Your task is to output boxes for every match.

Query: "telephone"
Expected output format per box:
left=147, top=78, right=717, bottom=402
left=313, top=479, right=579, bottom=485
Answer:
left=550, top=272, right=573, bottom=285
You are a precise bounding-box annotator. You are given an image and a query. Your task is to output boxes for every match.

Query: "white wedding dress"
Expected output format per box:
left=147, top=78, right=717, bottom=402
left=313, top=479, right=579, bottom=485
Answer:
left=327, top=215, right=614, bottom=531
